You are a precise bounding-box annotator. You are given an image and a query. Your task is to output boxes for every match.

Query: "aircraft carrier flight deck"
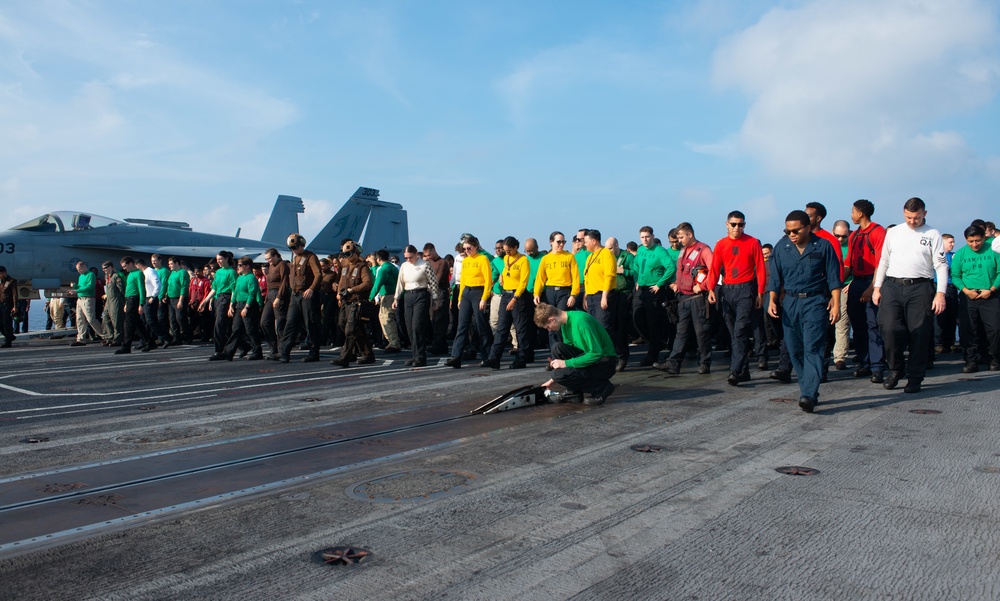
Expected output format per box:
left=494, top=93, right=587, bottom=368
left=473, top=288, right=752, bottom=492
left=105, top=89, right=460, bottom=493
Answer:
left=0, top=336, right=998, bottom=600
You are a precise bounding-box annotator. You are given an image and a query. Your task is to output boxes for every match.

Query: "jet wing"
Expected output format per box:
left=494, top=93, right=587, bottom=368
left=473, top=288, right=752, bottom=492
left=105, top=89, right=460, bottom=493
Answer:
left=64, top=244, right=270, bottom=257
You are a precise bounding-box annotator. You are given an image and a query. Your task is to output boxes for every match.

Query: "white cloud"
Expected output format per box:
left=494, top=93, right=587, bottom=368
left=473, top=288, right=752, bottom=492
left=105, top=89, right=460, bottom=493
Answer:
left=328, top=6, right=409, bottom=105
left=687, top=136, right=739, bottom=158
left=300, top=198, right=336, bottom=244
left=738, top=194, right=780, bottom=227
left=711, top=0, right=1000, bottom=181
left=678, top=186, right=717, bottom=206
left=0, top=2, right=299, bottom=169
left=494, top=39, right=664, bottom=127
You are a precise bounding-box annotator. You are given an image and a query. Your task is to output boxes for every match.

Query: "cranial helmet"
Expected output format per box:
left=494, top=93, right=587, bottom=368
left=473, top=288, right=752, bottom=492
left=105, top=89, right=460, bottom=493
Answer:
left=287, top=233, right=306, bottom=249
left=341, top=239, right=357, bottom=255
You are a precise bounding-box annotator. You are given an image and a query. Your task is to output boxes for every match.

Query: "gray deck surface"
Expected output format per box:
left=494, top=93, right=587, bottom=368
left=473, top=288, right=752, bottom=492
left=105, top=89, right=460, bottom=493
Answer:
left=0, top=338, right=997, bottom=600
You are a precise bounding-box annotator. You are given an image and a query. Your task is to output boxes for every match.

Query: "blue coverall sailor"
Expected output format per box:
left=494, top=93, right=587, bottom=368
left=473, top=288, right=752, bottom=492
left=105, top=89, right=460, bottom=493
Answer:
left=767, top=227, right=842, bottom=411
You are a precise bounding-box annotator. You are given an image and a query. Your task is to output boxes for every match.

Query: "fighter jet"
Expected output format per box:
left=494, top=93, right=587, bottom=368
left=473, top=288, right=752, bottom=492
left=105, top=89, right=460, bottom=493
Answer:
left=0, top=187, right=407, bottom=297
left=308, top=187, right=408, bottom=257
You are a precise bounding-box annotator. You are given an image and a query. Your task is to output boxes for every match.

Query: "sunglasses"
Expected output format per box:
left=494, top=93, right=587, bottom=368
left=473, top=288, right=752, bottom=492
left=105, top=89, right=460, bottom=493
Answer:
left=553, top=239, right=566, bottom=244
left=783, top=226, right=806, bottom=236
left=835, top=234, right=849, bottom=239
left=462, top=246, right=475, bottom=251
left=728, top=222, right=746, bottom=228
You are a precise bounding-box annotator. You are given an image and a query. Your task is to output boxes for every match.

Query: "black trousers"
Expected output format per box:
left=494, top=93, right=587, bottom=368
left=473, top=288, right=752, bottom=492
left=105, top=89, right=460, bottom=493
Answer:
left=586, top=292, right=611, bottom=330
left=0, top=301, right=15, bottom=343
left=751, top=304, right=767, bottom=361
left=282, top=292, right=320, bottom=359
left=586, top=290, right=619, bottom=361
left=320, top=291, right=340, bottom=347
left=452, top=286, right=491, bottom=361
left=224, top=303, right=262, bottom=357
left=405, top=289, right=431, bottom=361
left=448, top=286, right=460, bottom=339
left=144, top=297, right=169, bottom=342
left=552, top=342, right=615, bottom=395
left=489, top=291, right=532, bottom=362
left=879, top=278, right=934, bottom=380
left=936, top=285, right=959, bottom=348
left=122, top=296, right=152, bottom=349
left=543, top=286, right=572, bottom=350
left=213, top=293, right=233, bottom=354
left=430, top=290, right=450, bottom=353
left=167, top=297, right=191, bottom=343
left=338, top=301, right=373, bottom=361
left=668, top=293, right=712, bottom=367
left=633, top=286, right=668, bottom=362
left=847, top=275, right=885, bottom=371
left=611, top=290, right=631, bottom=361
left=959, top=295, right=1000, bottom=364
left=720, top=282, right=755, bottom=375
left=157, top=297, right=171, bottom=341
left=260, top=290, right=288, bottom=355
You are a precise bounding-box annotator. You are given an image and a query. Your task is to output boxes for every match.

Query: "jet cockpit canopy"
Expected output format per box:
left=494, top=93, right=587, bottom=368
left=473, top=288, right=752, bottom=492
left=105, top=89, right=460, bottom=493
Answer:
left=10, top=212, right=126, bottom=233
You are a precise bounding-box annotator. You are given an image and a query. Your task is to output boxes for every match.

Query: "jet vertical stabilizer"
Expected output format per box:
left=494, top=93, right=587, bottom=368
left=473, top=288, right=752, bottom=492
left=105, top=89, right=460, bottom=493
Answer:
left=362, top=204, right=408, bottom=255
left=261, top=195, right=305, bottom=245
left=307, top=187, right=408, bottom=255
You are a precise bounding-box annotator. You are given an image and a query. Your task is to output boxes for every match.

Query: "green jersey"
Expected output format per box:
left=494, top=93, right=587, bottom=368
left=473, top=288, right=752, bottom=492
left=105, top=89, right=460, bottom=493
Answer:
left=491, top=256, right=504, bottom=295
left=561, top=311, right=616, bottom=369
left=233, top=272, right=263, bottom=306
left=167, top=269, right=190, bottom=298
left=525, top=251, right=547, bottom=294
left=615, top=251, right=635, bottom=292
left=156, top=267, right=170, bottom=299
left=212, top=267, right=237, bottom=295
left=575, top=250, right=591, bottom=285
left=370, top=262, right=399, bottom=300
left=125, top=269, right=146, bottom=303
left=634, top=244, right=675, bottom=287
left=76, top=271, right=96, bottom=298
left=951, top=245, right=1000, bottom=291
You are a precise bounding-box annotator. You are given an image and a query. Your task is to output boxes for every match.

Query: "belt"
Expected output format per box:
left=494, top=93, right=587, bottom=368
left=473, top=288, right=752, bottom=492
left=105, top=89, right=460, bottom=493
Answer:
left=407, top=287, right=429, bottom=292
left=217, top=292, right=232, bottom=298
left=887, top=277, right=932, bottom=285
left=787, top=291, right=825, bottom=298
left=548, top=286, right=569, bottom=291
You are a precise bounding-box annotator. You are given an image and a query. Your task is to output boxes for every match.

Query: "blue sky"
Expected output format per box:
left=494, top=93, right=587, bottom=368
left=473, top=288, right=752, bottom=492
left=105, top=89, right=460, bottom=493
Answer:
left=2, top=0, right=999, bottom=252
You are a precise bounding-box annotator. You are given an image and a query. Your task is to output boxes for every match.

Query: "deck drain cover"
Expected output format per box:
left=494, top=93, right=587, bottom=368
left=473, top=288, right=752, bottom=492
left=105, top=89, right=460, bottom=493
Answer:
left=630, top=444, right=663, bottom=453
left=22, top=437, right=50, bottom=444
left=39, top=482, right=88, bottom=494
left=909, top=409, right=941, bottom=415
left=775, top=466, right=820, bottom=476
left=78, top=493, right=125, bottom=506
left=112, top=425, right=220, bottom=444
left=347, top=469, right=479, bottom=503
left=312, top=546, right=371, bottom=566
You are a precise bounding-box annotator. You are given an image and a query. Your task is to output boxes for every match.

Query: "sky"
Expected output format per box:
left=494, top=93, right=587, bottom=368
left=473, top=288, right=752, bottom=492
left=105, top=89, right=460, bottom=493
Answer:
left=2, top=0, right=999, bottom=252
